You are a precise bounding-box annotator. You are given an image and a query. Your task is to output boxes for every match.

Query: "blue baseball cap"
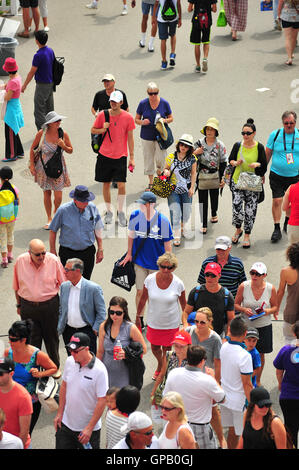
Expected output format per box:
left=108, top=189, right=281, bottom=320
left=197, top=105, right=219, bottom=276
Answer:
left=136, top=191, right=156, bottom=204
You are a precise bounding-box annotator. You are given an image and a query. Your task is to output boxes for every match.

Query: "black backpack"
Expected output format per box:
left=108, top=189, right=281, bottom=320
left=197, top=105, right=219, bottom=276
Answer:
left=91, top=109, right=112, bottom=154
left=161, top=0, right=177, bottom=21
left=52, top=56, right=65, bottom=92
left=39, top=128, right=64, bottom=179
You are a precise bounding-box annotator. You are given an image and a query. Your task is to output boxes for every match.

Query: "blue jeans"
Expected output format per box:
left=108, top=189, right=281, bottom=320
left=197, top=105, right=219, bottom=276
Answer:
left=168, top=191, right=192, bottom=231
left=273, top=0, right=278, bottom=20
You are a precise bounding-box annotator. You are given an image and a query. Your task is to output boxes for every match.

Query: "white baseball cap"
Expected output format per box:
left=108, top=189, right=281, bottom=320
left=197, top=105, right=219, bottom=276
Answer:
left=109, top=90, right=123, bottom=103
left=250, top=262, right=267, bottom=275
left=215, top=236, right=232, bottom=250
left=120, top=411, right=152, bottom=433
left=102, top=73, right=115, bottom=82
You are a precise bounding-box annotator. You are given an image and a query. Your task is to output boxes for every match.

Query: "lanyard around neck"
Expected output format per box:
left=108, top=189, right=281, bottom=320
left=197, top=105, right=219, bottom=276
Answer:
left=283, top=130, right=295, bottom=152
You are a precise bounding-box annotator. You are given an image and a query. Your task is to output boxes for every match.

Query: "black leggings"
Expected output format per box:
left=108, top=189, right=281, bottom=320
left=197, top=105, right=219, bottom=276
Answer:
left=198, top=188, right=219, bottom=228
left=279, top=398, right=299, bottom=448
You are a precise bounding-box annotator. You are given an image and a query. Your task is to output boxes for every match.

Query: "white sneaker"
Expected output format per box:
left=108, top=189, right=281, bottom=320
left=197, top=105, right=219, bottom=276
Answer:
left=121, top=7, right=128, bottom=15
left=86, top=2, right=98, bottom=9
left=43, top=26, right=50, bottom=32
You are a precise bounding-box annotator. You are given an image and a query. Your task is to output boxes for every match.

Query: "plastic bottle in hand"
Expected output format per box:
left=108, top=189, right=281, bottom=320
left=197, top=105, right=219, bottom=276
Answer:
left=113, top=339, right=122, bottom=360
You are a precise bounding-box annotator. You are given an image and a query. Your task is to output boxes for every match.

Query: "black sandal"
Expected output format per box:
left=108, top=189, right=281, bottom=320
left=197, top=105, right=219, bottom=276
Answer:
left=232, top=230, right=243, bottom=244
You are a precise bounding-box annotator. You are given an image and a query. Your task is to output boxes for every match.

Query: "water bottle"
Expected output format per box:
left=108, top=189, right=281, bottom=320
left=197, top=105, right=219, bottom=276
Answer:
left=82, top=442, right=92, bottom=449
left=113, top=339, right=122, bottom=360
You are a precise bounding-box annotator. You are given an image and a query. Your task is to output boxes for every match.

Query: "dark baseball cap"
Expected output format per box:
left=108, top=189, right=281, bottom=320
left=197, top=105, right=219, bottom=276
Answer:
left=0, top=357, right=15, bottom=373
left=135, top=191, right=156, bottom=204
left=67, top=332, right=90, bottom=351
left=250, top=387, right=272, bottom=407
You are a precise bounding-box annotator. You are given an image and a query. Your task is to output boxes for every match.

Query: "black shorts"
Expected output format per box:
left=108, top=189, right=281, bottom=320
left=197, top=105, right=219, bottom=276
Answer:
left=256, top=324, right=273, bottom=354
left=269, top=170, right=299, bottom=199
left=282, top=19, right=299, bottom=29
left=190, top=23, right=211, bottom=44
left=20, top=0, right=38, bottom=7
left=95, top=154, right=127, bottom=183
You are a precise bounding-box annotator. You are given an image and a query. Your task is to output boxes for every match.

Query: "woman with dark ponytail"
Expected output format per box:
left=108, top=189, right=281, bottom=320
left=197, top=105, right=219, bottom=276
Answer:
left=228, top=118, right=267, bottom=249
left=0, top=166, right=19, bottom=268
left=4, top=319, right=57, bottom=435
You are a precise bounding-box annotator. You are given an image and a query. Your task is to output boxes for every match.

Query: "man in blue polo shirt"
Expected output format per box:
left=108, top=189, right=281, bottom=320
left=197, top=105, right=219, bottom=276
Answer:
left=21, top=30, right=55, bottom=130
left=120, top=191, right=173, bottom=328
left=49, top=185, right=104, bottom=280
left=197, top=235, right=246, bottom=298
left=266, top=110, right=299, bottom=243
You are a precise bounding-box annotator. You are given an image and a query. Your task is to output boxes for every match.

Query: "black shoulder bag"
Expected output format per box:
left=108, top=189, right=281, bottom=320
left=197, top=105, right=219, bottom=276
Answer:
left=39, top=128, right=64, bottom=179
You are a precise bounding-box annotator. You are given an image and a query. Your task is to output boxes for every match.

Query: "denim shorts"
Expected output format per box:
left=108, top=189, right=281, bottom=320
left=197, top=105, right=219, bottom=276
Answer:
left=158, top=21, right=178, bottom=40
left=142, top=1, right=154, bottom=15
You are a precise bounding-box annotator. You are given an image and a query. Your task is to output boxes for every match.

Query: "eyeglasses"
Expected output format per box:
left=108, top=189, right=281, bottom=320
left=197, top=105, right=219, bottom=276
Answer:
left=241, top=131, right=254, bottom=136
left=160, top=406, right=176, bottom=412
left=135, top=429, right=154, bottom=436
left=249, top=270, right=263, bottom=277
left=204, top=272, right=217, bottom=278
left=283, top=121, right=295, bottom=125
left=108, top=309, right=124, bottom=316
left=69, top=346, right=85, bottom=354
left=31, top=251, right=46, bottom=257
left=148, top=92, right=158, bottom=96
left=9, top=336, right=21, bottom=342
left=159, top=265, right=175, bottom=270
left=195, top=320, right=208, bottom=325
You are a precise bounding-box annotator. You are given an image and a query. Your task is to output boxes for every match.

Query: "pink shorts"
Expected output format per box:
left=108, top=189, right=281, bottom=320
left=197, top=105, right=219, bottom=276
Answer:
left=146, top=325, right=179, bottom=347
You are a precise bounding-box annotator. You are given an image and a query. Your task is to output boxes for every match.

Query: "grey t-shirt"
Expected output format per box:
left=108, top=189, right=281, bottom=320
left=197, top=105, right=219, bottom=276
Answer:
left=143, top=0, right=156, bottom=5
left=186, top=326, right=222, bottom=368
left=280, top=1, right=299, bottom=22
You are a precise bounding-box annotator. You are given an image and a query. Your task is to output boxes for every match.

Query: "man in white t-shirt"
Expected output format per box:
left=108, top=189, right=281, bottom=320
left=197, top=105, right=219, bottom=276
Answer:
left=54, top=332, right=108, bottom=449
left=0, top=408, right=23, bottom=449
left=163, top=345, right=225, bottom=449
left=220, top=316, right=253, bottom=449
left=113, top=411, right=159, bottom=449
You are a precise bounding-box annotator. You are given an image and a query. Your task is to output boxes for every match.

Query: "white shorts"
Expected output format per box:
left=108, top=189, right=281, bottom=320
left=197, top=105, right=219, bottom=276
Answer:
left=220, top=405, right=244, bottom=436
left=142, top=139, right=166, bottom=175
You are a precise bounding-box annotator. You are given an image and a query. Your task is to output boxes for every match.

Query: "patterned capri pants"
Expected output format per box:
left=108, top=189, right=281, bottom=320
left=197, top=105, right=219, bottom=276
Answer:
left=231, top=180, right=259, bottom=234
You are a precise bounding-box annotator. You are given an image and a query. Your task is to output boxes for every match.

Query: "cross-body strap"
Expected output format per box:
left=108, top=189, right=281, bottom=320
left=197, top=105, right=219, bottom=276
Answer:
left=132, top=211, right=159, bottom=262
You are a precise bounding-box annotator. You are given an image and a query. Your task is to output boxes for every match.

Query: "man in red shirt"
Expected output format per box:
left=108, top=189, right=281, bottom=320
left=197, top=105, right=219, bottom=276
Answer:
left=91, top=90, right=135, bottom=227
left=0, top=357, right=32, bottom=449
left=13, top=238, right=66, bottom=372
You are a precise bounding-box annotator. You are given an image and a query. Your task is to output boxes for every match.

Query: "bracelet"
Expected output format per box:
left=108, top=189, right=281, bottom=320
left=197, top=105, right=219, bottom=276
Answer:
left=98, top=249, right=103, bottom=252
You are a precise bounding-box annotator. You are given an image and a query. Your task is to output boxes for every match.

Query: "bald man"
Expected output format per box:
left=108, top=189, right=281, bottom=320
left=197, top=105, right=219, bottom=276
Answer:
left=13, top=239, right=66, bottom=371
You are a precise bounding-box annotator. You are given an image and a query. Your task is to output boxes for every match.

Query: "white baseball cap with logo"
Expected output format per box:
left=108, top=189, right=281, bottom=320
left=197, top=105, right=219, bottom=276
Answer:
left=250, top=262, right=267, bottom=275
left=109, top=90, right=123, bottom=103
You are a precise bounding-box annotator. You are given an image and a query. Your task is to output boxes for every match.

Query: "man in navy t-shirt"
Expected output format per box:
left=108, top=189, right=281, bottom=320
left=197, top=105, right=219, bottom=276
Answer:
left=22, top=30, right=55, bottom=130
left=120, top=191, right=173, bottom=327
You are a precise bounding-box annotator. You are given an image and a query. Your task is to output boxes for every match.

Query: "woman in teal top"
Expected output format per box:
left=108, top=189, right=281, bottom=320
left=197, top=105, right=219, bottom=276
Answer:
left=228, top=118, right=267, bottom=249
left=4, top=319, right=57, bottom=435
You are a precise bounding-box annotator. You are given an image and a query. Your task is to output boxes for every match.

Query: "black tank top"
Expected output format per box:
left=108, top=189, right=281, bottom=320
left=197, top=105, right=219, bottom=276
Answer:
left=242, top=420, right=276, bottom=449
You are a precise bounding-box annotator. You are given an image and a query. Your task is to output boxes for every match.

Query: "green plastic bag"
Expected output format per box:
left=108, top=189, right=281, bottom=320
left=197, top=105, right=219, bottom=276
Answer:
left=217, top=0, right=227, bottom=27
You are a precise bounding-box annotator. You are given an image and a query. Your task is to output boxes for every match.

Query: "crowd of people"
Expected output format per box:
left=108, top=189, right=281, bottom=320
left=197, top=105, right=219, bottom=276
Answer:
left=0, top=0, right=299, bottom=452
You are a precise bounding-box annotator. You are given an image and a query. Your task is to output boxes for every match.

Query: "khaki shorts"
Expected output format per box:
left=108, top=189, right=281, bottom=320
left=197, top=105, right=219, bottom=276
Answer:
left=288, top=225, right=299, bottom=245
left=134, top=263, right=157, bottom=291
left=142, top=139, right=166, bottom=175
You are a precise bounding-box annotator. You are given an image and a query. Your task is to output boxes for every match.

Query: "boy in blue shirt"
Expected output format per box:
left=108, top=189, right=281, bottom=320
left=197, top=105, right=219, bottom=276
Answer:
left=244, top=328, right=261, bottom=388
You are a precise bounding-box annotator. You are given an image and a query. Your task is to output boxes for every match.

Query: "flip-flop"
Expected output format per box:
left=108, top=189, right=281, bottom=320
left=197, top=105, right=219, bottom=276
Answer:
left=210, top=216, right=218, bottom=223
left=200, top=227, right=207, bottom=235
left=173, top=238, right=181, bottom=246
left=17, top=31, right=30, bottom=38
left=232, top=230, right=243, bottom=244
left=243, top=239, right=251, bottom=249
left=43, top=223, right=50, bottom=230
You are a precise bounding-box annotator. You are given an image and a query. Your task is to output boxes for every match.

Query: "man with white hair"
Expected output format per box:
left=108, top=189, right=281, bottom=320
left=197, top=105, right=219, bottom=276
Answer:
left=113, top=411, right=159, bottom=449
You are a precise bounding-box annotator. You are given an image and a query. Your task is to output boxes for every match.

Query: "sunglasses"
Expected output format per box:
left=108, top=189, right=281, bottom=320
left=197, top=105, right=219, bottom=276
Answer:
left=204, top=272, right=217, bottom=278
left=159, top=265, right=175, bottom=270
left=108, top=309, right=124, bottom=316
left=241, top=131, right=254, bottom=136
left=195, top=320, right=208, bottom=325
left=179, top=143, right=190, bottom=148
left=160, top=405, right=176, bottom=412
left=257, top=403, right=271, bottom=409
left=31, top=251, right=46, bottom=257
left=135, top=429, right=154, bottom=436
left=9, top=336, right=21, bottom=342
left=148, top=92, right=158, bottom=96
left=69, top=346, right=85, bottom=354
left=249, top=270, right=263, bottom=277
left=64, top=268, right=77, bottom=272
left=283, top=121, right=295, bottom=125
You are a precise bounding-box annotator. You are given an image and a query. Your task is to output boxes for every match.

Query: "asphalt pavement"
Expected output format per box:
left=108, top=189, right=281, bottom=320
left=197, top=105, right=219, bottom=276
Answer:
left=0, top=0, right=297, bottom=450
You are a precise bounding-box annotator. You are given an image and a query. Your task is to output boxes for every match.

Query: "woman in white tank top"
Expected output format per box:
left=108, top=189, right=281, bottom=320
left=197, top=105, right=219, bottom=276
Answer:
left=235, top=262, right=278, bottom=385
left=158, top=391, right=196, bottom=449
